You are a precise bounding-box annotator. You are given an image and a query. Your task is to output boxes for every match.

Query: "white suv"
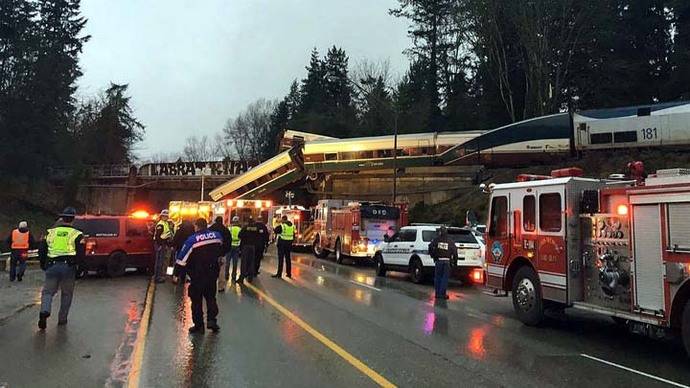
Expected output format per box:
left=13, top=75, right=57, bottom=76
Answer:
left=374, top=225, right=485, bottom=284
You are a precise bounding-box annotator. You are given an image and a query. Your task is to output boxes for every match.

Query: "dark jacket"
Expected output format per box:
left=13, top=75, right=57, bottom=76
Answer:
left=209, top=221, right=232, bottom=255
left=176, top=229, right=223, bottom=282
left=239, top=221, right=268, bottom=248
left=428, top=234, right=458, bottom=262
left=172, top=221, right=195, bottom=251
left=5, top=228, right=36, bottom=252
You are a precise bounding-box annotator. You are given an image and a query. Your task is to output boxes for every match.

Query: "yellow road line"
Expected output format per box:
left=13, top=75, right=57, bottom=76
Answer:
left=245, top=282, right=396, bottom=388
left=127, top=280, right=156, bottom=388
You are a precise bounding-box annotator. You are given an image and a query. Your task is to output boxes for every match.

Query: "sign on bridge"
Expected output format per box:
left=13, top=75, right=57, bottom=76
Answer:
left=139, top=160, right=254, bottom=177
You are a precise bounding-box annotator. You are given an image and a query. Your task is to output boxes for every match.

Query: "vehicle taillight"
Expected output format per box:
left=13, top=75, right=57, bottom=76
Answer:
left=471, top=268, right=484, bottom=284
left=86, top=240, right=97, bottom=254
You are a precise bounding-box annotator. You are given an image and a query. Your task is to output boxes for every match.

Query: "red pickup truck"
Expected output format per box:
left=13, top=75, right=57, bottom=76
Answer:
left=73, top=214, right=155, bottom=277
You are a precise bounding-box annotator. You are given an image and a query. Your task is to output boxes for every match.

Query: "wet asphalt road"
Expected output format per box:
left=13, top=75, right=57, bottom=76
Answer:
left=2, top=250, right=690, bottom=387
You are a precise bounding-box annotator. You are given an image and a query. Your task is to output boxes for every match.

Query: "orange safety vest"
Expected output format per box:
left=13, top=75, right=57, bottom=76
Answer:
left=11, top=229, right=30, bottom=250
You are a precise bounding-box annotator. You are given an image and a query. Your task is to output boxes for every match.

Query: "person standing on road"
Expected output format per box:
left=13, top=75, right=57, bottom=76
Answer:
left=171, top=220, right=194, bottom=285
left=272, top=215, right=294, bottom=279
left=153, top=209, right=173, bottom=283
left=37, top=207, right=84, bottom=329
left=254, top=216, right=269, bottom=275
left=227, top=216, right=242, bottom=284
left=5, top=221, right=36, bottom=282
left=428, top=226, right=456, bottom=300
left=209, top=216, right=231, bottom=292
left=176, top=218, right=223, bottom=334
left=237, top=217, right=260, bottom=284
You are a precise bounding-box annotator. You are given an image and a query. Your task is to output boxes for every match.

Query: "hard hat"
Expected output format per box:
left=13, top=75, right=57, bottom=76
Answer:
left=160, top=209, right=170, bottom=217
left=18, top=221, right=28, bottom=229
left=59, top=207, right=77, bottom=217
left=232, top=216, right=240, bottom=222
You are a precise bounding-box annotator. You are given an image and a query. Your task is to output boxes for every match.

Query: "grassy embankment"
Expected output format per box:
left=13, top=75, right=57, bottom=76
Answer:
left=409, top=148, right=690, bottom=226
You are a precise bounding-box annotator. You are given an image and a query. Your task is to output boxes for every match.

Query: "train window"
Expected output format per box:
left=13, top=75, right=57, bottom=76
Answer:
left=637, top=107, right=651, bottom=116
left=614, top=131, right=638, bottom=143
left=523, top=195, right=536, bottom=232
left=590, top=133, right=612, bottom=144
left=488, top=196, right=508, bottom=238
left=325, top=153, right=338, bottom=161
left=539, top=193, right=562, bottom=232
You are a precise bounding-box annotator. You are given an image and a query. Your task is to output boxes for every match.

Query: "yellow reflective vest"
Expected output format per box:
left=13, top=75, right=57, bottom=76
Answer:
left=46, top=226, right=83, bottom=258
left=230, top=225, right=241, bottom=247
left=280, top=223, right=295, bottom=241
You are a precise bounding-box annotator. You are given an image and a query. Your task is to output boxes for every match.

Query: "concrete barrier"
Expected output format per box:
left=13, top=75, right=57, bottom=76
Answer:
left=0, top=251, right=40, bottom=272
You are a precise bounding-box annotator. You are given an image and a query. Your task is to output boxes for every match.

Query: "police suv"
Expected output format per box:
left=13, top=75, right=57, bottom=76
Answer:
left=374, top=224, right=485, bottom=284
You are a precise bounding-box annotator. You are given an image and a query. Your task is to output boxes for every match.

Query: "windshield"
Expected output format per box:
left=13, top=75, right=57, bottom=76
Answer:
left=361, top=219, right=398, bottom=243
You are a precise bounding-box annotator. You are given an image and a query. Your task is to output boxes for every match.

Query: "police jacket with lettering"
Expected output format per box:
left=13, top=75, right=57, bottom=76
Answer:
left=176, top=229, right=223, bottom=281
left=239, top=222, right=268, bottom=248
left=428, top=235, right=458, bottom=261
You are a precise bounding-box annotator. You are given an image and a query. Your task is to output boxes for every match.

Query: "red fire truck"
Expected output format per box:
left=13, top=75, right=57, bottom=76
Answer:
left=484, top=166, right=690, bottom=355
left=312, top=200, right=408, bottom=263
left=271, top=206, right=316, bottom=248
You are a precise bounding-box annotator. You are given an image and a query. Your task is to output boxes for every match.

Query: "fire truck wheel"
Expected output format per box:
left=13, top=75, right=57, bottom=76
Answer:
left=409, top=258, right=425, bottom=284
left=335, top=240, right=344, bottom=264
left=313, top=238, right=328, bottom=259
left=512, top=266, right=545, bottom=326
left=106, top=252, right=127, bottom=278
left=374, top=253, right=386, bottom=277
left=682, top=300, right=690, bottom=356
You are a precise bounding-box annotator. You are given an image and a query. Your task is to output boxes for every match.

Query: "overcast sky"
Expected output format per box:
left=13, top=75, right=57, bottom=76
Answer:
left=77, top=0, right=411, bottom=159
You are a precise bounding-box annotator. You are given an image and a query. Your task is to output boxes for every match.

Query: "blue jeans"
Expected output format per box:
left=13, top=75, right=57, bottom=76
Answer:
left=434, top=260, right=450, bottom=297
left=154, top=244, right=170, bottom=281
left=226, top=247, right=240, bottom=281
left=41, top=262, right=76, bottom=321
left=9, top=250, right=28, bottom=281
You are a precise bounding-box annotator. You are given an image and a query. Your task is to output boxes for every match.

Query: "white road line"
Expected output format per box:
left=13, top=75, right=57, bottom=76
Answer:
left=580, top=354, right=689, bottom=388
left=349, top=280, right=381, bottom=292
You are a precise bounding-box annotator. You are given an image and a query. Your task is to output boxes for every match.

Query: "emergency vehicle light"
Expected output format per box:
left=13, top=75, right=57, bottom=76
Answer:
left=130, top=210, right=150, bottom=219
left=617, top=204, right=629, bottom=216
left=471, top=269, right=484, bottom=284
left=265, top=201, right=272, bottom=208
left=227, top=200, right=234, bottom=207
left=255, top=201, right=262, bottom=208
left=170, top=206, right=180, bottom=213
left=237, top=200, right=244, bottom=207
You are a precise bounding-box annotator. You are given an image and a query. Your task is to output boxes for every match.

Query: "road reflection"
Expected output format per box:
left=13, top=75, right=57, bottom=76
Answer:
left=465, top=326, right=489, bottom=360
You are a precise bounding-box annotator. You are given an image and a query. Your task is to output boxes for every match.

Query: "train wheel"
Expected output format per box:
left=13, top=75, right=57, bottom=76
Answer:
left=512, top=266, right=544, bottom=326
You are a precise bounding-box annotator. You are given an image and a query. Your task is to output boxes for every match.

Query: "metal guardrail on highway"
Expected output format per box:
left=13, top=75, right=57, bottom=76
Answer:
left=0, top=250, right=39, bottom=271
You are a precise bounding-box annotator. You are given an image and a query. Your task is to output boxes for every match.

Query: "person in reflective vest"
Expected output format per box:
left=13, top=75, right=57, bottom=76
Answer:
left=5, top=221, right=36, bottom=281
left=153, top=209, right=172, bottom=283
left=272, top=215, right=295, bottom=278
left=227, top=216, right=242, bottom=283
left=37, top=207, right=84, bottom=329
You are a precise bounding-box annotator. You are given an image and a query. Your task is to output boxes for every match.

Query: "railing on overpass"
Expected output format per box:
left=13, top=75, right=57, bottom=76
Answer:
left=51, top=160, right=257, bottom=181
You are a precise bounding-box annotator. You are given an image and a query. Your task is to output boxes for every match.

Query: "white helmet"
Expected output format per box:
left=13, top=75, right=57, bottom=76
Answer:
left=160, top=209, right=170, bottom=217
left=232, top=216, right=240, bottom=222
left=18, top=221, right=28, bottom=229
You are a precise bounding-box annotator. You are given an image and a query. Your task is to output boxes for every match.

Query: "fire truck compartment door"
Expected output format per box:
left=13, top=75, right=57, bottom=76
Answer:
left=632, top=204, right=665, bottom=313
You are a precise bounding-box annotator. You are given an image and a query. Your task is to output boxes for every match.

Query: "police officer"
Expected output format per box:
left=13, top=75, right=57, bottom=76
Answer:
left=38, top=207, right=84, bottom=329
left=254, top=216, right=269, bottom=275
left=227, top=216, right=242, bottom=283
left=176, top=218, right=223, bottom=334
left=272, top=215, right=294, bottom=278
left=209, top=216, right=231, bottom=292
left=237, top=217, right=262, bottom=283
left=153, top=209, right=173, bottom=283
left=428, top=226, right=457, bottom=300
left=5, top=221, right=36, bottom=281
